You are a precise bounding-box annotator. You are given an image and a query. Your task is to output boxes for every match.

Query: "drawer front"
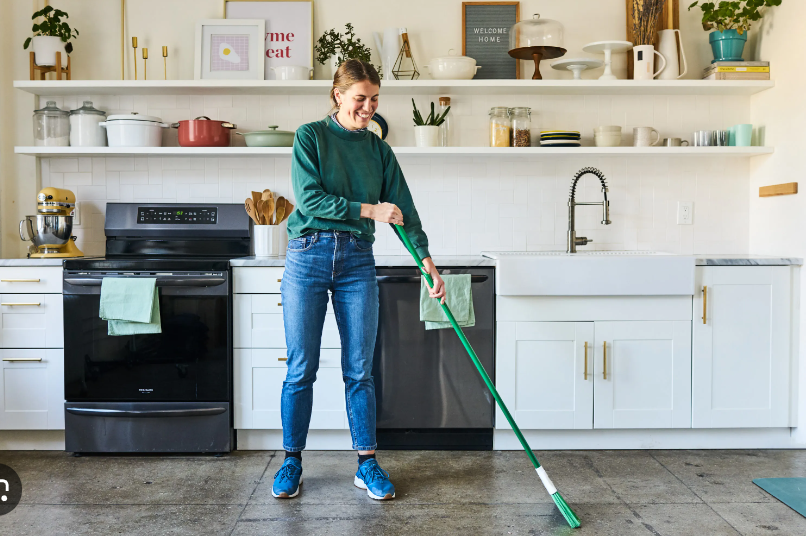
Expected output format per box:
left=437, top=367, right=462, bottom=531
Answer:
left=0, top=267, right=63, bottom=294
left=0, top=294, right=63, bottom=348
left=234, top=294, right=340, bottom=348
left=0, top=348, right=65, bottom=429
left=234, top=267, right=286, bottom=294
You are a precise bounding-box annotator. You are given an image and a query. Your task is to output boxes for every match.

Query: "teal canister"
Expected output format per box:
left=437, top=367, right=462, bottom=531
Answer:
left=709, top=29, right=747, bottom=63
left=733, top=124, right=753, bottom=146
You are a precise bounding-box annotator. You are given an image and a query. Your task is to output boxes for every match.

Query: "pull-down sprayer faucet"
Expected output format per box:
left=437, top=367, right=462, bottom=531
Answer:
left=567, top=167, right=611, bottom=253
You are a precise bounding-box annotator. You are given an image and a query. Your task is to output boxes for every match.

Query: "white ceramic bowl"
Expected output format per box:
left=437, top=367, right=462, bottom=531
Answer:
left=100, top=113, right=168, bottom=147
left=271, top=65, right=313, bottom=80
left=594, top=133, right=622, bottom=147
left=426, top=49, right=481, bottom=80
left=594, top=125, right=622, bottom=133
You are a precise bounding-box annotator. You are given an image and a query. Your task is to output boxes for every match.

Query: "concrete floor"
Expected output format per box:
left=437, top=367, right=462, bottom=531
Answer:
left=0, top=449, right=804, bottom=535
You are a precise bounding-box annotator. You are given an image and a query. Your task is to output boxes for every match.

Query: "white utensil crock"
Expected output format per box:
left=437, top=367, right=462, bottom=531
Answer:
left=657, top=29, right=687, bottom=80
left=254, top=225, right=280, bottom=257
left=414, top=125, right=440, bottom=147
left=633, top=45, right=666, bottom=81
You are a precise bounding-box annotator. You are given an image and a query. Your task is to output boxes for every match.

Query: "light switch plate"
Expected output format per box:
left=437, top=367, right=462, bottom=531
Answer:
left=677, top=201, right=693, bottom=225
left=72, top=202, right=81, bottom=226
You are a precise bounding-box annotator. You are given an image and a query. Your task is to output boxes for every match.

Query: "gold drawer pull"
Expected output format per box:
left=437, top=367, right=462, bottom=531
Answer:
left=583, top=341, right=588, bottom=380
left=277, top=278, right=282, bottom=282
left=1, top=279, right=40, bottom=283
left=278, top=357, right=287, bottom=362
left=1, top=302, right=41, bottom=307
left=603, top=341, right=607, bottom=380
left=277, top=302, right=282, bottom=306
left=3, top=357, right=42, bottom=362
left=702, top=286, right=707, bottom=325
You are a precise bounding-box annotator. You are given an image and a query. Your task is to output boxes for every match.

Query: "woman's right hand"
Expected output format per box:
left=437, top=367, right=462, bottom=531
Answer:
left=361, top=203, right=403, bottom=225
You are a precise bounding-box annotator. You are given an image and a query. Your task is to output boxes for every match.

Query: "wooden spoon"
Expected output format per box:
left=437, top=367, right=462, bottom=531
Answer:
left=244, top=198, right=260, bottom=225
left=280, top=200, right=294, bottom=223
left=265, top=196, right=275, bottom=225
left=274, top=197, right=286, bottom=226
left=261, top=188, right=273, bottom=202
left=251, top=191, right=262, bottom=211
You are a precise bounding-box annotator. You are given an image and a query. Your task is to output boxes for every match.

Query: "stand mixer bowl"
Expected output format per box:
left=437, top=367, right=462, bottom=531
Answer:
left=20, top=214, right=74, bottom=248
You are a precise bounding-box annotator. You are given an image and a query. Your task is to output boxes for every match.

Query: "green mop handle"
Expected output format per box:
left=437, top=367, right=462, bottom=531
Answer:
left=391, top=224, right=542, bottom=470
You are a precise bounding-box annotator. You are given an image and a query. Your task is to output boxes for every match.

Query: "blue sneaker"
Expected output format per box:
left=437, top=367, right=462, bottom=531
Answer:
left=354, top=459, right=395, bottom=500
left=272, top=457, right=303, bottom=498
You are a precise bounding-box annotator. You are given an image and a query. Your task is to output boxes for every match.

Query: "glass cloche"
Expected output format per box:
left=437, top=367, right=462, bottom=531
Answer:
left=508, top=14, right=566, bottom=79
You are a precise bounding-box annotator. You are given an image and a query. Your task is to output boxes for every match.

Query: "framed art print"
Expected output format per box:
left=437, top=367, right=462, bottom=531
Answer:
left=194, top=19, right=266, bottom=80
left=224, top=0, right=314, bottom=80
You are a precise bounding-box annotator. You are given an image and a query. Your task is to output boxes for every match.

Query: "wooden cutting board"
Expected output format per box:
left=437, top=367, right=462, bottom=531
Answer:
left=626, top=0, right=679, bottom=80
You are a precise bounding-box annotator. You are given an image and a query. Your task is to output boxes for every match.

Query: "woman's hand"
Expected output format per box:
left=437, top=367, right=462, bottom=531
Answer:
left=421, top=257, right=445, bottom=305
left=361, top=203, right=403, bottom=225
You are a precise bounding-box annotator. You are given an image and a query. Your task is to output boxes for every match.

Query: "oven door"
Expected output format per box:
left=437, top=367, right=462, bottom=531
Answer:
left=63, top=271, right=231, bottom=402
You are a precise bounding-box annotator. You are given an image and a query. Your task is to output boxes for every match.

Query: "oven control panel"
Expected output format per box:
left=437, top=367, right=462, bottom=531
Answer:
left=137, top=206, right=217, bottom=224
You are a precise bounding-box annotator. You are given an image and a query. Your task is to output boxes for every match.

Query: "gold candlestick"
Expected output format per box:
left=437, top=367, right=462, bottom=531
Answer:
left=132, top=36, right=138, bottom=80
left=162, top=46, right=168, bottom=80
left=142, top=48, right=148, bottom=80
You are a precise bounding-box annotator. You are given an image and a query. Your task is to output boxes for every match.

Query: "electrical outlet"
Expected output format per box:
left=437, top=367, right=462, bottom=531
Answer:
left=73, top=201, right=81, bottom=226
left=677, top=201, right=693, bottom=225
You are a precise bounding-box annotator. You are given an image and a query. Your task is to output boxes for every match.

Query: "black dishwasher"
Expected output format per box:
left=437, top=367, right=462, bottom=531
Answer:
left=374, top=266, right=495, bottom=450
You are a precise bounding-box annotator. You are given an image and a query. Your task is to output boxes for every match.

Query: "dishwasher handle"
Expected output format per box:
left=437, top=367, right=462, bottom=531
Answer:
left=376, top=275, right=488, bottom=284
left=64, top=276, right=227, bottom=287
left=65, top=406, right=227, bottom=418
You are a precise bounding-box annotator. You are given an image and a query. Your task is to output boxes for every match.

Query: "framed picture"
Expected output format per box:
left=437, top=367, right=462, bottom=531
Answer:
left=194, top=19, right=266, bottom=80
left=462, top=1, right=520, bottom=79
left=224, top=0, right=314, bottom=80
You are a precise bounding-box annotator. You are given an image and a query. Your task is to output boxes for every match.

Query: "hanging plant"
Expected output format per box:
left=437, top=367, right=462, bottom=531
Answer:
left=23, top=5, right=79, bottom=53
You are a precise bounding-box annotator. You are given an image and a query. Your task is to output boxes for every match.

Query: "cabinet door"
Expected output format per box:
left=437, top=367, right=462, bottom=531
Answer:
left=692, top=266, right=792, bottom=428
left=0, top=294, right=63, bottom=348
left=0, top=349, right=64, bottom=430
left=594, top=321, right=691, bottom=429
left=496, top=322, right=593, bottom=429
left=234, top=348, right=347, bottom=430
left=234, top=294, right=340, bottom=349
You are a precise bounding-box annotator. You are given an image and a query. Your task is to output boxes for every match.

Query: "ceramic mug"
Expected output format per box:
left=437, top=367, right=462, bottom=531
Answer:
left=733, top=123, right=753, bottom=146
left=633, top=127, right=660, bottom=147
left=662, top=138, right=689, bottom=147
left=633, top=45, right=667, bottom=81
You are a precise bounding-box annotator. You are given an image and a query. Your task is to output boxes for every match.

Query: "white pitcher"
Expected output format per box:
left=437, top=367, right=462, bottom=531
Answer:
left=656, top=29, right=688, bottom=80
left=633, top=45, right=666, bottom=81
left=373, top=27, right=402, bottom=81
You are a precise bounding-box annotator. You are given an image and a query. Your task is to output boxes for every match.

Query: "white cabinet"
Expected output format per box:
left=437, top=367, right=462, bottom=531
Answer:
left=0, top=294, right=63, bottom=348
left=234, top=294, right=340, bottom=349
left=496, top=322, right=593, bottom=429
left=0, top=348, right=64, bottom=429
left=692, top=266, right=793, bottom=427
left=593, top=321, right=691, bottom=429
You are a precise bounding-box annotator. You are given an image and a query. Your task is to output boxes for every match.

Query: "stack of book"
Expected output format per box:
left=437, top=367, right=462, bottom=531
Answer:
left=703, top=61, right=770, bottom=80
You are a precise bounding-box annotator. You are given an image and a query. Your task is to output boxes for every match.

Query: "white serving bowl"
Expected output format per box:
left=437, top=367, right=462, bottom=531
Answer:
left=270, top=65, right=313, bottom=80
left=425, top=49, right=481, bottom=80
left=594, top=133, right=622, bottom=147
left=594, top=125, right=622, bottom=133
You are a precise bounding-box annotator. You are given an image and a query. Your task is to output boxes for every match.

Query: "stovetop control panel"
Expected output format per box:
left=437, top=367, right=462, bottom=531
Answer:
left=138, top=206, right=217, bottom=224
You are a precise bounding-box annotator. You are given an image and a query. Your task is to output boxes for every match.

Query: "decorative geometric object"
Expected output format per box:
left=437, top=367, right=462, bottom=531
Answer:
left=392, top=30, right=419, bottom=80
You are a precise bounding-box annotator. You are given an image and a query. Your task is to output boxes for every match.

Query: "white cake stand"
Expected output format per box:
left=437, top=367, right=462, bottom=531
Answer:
left=582, top=41, right=634, bottom=80
left=551, top=58, right=604, bottom=80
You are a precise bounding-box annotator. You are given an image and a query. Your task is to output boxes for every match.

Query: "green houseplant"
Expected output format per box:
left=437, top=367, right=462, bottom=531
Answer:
left=688, top=0, right=781, bottom=62
left=411, top=99, right=450, bottom=147
left=23, top=5, right=79, bottom=68
left=315, top=23, right=379, bottom=77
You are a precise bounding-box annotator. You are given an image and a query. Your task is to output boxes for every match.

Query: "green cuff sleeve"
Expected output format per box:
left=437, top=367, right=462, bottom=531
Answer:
left=415, top=246, right=431, bottom=261
left=347, top=201, right=362, bottom=220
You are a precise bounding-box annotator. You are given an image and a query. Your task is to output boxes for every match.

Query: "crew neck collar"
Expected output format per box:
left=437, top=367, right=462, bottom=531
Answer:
left=325, top=115, right=370, bottom=141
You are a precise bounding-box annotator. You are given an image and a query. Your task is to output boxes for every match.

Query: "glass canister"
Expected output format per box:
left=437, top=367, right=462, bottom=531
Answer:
left=489, top=107, right=511, bottom=148
left=509, top=14, right=565, bottom=50
left=510, top=107, right=532, bottom=147
left=70, top=101, right=108, bottom=147
left=33, top=101, right=70, bottom=147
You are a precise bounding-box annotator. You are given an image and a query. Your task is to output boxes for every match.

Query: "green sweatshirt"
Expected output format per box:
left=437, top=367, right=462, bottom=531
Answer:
left=287, top=116, right=431, bottom=260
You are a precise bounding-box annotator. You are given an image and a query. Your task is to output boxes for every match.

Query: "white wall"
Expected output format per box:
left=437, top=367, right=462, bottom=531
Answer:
left=748, top=3, right=806, bottom=436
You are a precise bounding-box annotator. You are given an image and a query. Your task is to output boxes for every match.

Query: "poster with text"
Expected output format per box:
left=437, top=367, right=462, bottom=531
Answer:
left=462, top=2, right=519, bottom=79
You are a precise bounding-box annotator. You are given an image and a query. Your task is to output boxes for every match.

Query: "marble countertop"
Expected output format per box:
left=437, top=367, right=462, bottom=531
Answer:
left=230, top=255, right=496, bottom=267
left=694, top=255, right=803, bottom=266
left=0, top=258, right=67, bottom=266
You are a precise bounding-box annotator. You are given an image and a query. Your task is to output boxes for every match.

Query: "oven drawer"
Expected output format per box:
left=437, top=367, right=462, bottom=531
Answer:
left=234, top=348, right=347, bottom=430
left=0, top=294, right=63, bottom=348
left=233, top=267, right=285, bottom=294
left=234, top=294, right=340, bottom=348
left=0, top=348, right=65, bottom=430
left=0, top=267, right=62, bottom=294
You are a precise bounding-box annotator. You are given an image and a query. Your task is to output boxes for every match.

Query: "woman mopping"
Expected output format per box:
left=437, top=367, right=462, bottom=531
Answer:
left=272, top=59, right=446, bottom=500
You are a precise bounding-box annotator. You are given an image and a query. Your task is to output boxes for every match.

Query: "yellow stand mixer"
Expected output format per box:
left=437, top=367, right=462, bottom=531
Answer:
left=20, top=187, right=84, bottom=258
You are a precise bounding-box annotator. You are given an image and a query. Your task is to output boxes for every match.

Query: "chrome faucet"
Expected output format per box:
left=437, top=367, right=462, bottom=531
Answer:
left=567, top=167, right=611, bottom=253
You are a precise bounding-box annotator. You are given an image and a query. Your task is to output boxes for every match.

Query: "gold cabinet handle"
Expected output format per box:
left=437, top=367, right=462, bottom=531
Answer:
left=277, top=302, right=282, bottom=306
left=603, top=341, right=607, bottom=380
left=278, top=357, right=287, bottom=362
left=277, top=278, right=282, bottom=282
left=1, top=279, right=40, bottom=283
left=1, top=303, right=41, bottom=307
left=702, top=286, right=707, bottom=325
left=583, top=341, right=588, bottom=380
left=3, top=357, right=42, bottom=362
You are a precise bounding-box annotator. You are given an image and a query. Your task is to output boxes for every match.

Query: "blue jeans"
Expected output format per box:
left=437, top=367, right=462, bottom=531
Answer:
left=280, top=230, right=379, bottom=451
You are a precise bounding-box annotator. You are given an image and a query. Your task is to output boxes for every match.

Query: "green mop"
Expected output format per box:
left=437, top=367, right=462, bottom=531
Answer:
left=392, top=224, right=581, bottom=529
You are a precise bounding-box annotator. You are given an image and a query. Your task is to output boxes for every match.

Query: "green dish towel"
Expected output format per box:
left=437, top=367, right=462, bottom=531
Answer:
left=420, top=274, right=475, bottom=330
left=99, top=278, right=162, bottom=336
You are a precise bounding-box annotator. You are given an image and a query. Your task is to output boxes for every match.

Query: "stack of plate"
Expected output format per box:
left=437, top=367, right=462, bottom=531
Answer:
left=540, top=130, right=581, bottom=147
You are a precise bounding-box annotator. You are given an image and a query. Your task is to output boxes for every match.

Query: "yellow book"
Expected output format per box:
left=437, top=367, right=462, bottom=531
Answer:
left=707, top=66, right=770, bottom=73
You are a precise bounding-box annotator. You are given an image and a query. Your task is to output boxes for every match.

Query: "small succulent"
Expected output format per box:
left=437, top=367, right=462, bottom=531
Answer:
left=23, top=5, right=79, bottom=53
left=688, top=0, right=782, bottom=34
left=412, top=99, right=450, bottom=127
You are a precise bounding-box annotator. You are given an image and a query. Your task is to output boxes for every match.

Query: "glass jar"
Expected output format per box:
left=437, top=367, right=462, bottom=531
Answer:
left=33, top=100, right=70, bottom=147
left=489, top=107, right=511, bottom=148
left=69, top=101, right=107, bottom=147
left=438, top=96, right=452, bottom=147
left=510, top=107, right=532, bottom=147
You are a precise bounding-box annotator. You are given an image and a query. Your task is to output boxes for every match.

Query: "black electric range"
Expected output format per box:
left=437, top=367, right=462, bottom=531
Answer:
left=62, top=203, right=250, bottom=454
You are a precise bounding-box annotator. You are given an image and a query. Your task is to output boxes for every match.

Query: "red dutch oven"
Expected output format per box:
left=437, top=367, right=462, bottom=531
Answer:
left=171, top=116, right=236, bottom=147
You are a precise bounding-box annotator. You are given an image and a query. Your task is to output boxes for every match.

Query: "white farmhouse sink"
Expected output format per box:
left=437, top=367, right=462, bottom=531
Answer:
left=481, top=251, right=695, bottom=296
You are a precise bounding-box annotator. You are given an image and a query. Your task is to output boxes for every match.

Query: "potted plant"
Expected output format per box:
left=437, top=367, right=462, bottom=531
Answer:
left=411, top=99, right=450, bottom=148
left=688, top=0, right=781, bottom=63
left=315, top=23, right=379, bottom=78
left=23, top=5, right=79, bottom=68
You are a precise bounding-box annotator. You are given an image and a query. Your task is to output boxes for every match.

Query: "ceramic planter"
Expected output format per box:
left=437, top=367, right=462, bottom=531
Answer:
left=32, top=36, right=68, bottom=67
left=414, top=125, right=440, bottom=147
left=709, top=29, right=747, bottom=63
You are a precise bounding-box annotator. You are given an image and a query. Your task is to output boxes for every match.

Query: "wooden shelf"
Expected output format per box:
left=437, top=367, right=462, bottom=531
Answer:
left=13, top=79, right=775, bottom=96
left=16, top=146, right=775, bottom=158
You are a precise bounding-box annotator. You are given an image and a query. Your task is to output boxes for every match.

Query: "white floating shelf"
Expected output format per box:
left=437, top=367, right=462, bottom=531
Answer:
left=16, top=146, right=774, bottom=158
left=14, top=79, right=774, bottom=96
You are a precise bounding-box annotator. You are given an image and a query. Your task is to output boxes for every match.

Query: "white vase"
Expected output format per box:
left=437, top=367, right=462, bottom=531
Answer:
left=253, top=225, right=280, bottom=257
left=414, top=125, right=439, bottom=147
left=32, top=36, right=68, bottom=67
left=656, top=29, right=688, bottom=80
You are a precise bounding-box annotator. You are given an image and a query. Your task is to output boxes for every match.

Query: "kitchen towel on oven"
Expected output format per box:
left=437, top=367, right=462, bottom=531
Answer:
left=99, top=277, right=162, bottom=335
left=420, top=274, right=475, bottom=330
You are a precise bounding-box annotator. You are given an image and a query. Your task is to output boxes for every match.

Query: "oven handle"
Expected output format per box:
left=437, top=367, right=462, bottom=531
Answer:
left=65, top=406, right=227, bottom=418
left=376, top=275, right=488, bottom=284
left=64, top=277, right=227, bottom=287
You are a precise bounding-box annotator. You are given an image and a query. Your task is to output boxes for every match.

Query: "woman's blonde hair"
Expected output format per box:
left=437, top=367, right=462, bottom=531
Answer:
left=329, top=59, right=381, bottom=113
